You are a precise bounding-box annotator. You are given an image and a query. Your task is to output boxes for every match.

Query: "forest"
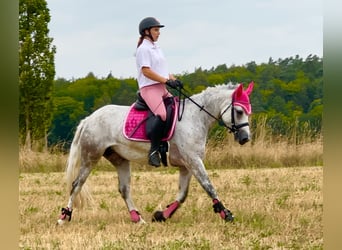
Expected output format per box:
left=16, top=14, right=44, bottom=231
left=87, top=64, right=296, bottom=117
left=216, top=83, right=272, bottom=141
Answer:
left=49, top=54, right=323, bottom=148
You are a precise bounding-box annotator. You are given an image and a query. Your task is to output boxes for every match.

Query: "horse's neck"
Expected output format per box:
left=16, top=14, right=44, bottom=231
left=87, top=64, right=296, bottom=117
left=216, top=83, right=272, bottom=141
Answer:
left=198, top=88, right=231, bottom=115
left=188, top=87, right=232, bottom=128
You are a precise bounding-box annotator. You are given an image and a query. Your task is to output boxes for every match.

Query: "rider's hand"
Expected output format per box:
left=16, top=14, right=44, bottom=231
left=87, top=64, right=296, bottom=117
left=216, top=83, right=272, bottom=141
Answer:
left=165, top=79, right=183, bottom=89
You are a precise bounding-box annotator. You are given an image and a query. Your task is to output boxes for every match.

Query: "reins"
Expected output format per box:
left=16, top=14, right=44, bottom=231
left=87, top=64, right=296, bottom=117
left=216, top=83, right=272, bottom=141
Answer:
left=171, top=85, right=248, bottom=134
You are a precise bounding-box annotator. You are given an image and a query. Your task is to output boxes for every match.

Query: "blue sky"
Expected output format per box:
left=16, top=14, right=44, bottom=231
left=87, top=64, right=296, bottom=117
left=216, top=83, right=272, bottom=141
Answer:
left=47, top=0, right=322, bottom=80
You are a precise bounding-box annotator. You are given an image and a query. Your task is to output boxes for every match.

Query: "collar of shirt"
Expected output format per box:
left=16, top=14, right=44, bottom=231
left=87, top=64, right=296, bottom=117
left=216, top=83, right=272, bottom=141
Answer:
left=142, top=38, right=158, bottom=49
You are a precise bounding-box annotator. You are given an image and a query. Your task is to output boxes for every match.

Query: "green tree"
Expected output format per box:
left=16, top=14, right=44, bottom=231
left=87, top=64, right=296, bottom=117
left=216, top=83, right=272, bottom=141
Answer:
left=47, top=55, right=323, bottom=145
left=49, top=97, right=86, bottom=147
left=19, top=0, right=56, bottom=150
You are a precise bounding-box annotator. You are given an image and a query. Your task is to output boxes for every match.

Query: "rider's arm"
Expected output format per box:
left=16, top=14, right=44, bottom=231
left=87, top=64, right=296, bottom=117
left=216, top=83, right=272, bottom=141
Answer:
left=141, top=67, right=170, bottom=84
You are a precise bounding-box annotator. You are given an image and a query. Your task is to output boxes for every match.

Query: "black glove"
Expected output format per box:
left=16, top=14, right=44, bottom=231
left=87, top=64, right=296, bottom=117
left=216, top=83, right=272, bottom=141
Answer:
left=165, top=79, right=183, bottom=89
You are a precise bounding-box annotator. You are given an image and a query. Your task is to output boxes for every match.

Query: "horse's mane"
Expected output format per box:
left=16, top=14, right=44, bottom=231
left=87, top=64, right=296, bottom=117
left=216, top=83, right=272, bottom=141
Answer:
left=190, top=82, right=238, bottom=100
left=205, top=82, right=238, bottom=92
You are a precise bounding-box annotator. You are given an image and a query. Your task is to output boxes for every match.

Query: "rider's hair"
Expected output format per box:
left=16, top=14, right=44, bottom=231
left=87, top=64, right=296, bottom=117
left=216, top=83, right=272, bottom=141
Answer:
left=137, top=36, right=144, bottom=48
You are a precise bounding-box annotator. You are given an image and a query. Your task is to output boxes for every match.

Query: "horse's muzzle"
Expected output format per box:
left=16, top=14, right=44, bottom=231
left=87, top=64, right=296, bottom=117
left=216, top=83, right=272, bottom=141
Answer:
left=234, top=130, right=250, bottom=145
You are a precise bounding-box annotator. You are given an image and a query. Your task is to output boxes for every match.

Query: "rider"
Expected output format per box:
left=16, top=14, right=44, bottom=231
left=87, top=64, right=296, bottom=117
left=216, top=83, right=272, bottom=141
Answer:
left=135, top=17, right=182, bottom=167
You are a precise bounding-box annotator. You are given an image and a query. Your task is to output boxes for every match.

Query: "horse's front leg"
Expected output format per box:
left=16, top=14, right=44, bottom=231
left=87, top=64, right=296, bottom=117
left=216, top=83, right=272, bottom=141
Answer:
left=187, top=156, right=234, bottom=222
left=116, top=160, right=145, bottom=224
left=152, top=165, right=192, bottom=222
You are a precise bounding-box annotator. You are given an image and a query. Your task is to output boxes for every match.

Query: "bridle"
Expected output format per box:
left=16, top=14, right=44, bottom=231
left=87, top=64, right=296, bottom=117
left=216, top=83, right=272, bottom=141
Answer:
left=174, top=87, right=250, bottom=134
left=218, top=100, right=250, bottom=134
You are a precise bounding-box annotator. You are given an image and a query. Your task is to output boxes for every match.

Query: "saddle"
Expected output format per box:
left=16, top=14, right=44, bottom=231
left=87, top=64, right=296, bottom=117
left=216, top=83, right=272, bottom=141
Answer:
left=123, top=92, right=178, bottom=142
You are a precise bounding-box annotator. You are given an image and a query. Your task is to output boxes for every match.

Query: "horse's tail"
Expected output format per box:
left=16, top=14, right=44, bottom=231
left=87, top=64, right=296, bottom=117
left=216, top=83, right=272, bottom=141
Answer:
left=65, top=118, right=93, bottom=208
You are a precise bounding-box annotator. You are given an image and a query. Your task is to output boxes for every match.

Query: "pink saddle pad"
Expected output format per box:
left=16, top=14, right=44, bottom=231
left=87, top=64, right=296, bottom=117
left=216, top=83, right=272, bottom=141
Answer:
left=123, top=98, right=178, bottom=142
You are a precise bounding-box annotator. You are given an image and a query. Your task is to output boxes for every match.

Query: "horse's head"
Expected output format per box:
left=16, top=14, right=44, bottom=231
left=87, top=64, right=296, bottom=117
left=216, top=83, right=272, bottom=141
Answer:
left=221, top=82, right=254, bottom=145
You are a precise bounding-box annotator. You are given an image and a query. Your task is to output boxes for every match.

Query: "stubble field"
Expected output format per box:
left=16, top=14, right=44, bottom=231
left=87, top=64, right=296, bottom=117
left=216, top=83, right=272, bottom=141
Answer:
left=19, top=166, right=322, bottom=249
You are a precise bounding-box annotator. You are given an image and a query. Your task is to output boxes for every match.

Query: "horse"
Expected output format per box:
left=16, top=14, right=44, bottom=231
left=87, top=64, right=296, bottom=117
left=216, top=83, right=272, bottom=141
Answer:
left=57, top=81, right=254, bottom=225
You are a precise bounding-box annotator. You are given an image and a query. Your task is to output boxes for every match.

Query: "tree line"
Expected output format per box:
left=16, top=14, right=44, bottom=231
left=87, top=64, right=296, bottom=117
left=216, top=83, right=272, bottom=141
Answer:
left=19, top=0, right=322, bottom=150
left=49, top=55, right=322, bottom=148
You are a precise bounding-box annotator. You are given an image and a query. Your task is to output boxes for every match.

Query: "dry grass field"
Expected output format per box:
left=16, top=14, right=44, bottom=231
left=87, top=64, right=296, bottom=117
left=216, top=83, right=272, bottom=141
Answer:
left=19, top=121, right=323, bottom=249
left=19, top=166, right=322, bottom=249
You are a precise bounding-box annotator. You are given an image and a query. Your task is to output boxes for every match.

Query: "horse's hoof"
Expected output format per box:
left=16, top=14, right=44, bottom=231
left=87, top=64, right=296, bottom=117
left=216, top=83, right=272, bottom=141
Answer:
left=129, top=210, right=146, bottom=224
left=152, top=211, right=166, bottom=222
left=223, top=209, right=234, bottom=222
left=138, top=218, right=146, bottom=224
left=56, top=207, right=72, bottom=226
left=56, top=219, right=66, bottom=225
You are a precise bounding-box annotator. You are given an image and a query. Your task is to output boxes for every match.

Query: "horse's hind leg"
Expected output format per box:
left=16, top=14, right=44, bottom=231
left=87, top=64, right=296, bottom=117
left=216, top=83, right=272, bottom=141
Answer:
left=153, top=166, right=192, bottom=222
left=57, top=163, right=92, bottom=225
left=67, top=166, right=92, bottom=209
left=104, top=148, right=145, bottom=223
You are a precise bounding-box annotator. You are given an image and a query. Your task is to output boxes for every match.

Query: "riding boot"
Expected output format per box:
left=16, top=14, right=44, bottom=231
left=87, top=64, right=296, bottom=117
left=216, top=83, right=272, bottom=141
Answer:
left=147, top=115, right=166, bottom=167
left=159, top=141, right=169, bottom=167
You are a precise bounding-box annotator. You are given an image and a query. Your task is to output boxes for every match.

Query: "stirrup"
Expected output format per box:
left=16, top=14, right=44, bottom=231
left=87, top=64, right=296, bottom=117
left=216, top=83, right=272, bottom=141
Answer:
left=149, top=151, right=161, bottom=167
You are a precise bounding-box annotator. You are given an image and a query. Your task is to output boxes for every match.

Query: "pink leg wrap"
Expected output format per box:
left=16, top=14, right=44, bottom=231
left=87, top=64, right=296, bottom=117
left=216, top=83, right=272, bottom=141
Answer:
left=130, top=210, right=141, bottom=223
left=163, top=201, right=180, bottom=219
left=59, top=207, right=72, bottom=221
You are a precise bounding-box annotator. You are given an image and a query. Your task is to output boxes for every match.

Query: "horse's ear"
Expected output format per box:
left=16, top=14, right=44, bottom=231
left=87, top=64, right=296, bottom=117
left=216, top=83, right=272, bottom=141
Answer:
left=233, top=84, right=244, bottom=100
left=245, top=81, right=254, bottom=95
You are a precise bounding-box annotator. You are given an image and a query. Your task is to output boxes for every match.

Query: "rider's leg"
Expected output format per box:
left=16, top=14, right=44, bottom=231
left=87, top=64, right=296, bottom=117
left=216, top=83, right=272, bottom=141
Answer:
left=140, top=84, right=170, bottom=167
left=147, top=115, right=166, bottom=167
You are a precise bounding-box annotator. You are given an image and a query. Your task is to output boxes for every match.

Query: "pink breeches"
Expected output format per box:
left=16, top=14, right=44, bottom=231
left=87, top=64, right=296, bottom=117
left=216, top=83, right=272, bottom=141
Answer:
left=140, top=83, right=172, bottom=121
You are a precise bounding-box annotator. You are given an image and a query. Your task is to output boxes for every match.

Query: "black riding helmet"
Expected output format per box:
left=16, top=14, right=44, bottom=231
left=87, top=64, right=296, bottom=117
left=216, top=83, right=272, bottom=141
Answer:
left=139, top=17, right=165, bottom=36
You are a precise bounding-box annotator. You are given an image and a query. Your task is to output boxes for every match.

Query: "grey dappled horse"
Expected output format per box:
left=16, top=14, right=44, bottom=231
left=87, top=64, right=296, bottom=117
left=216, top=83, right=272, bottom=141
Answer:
left=57, top=82, right=254, bottom=225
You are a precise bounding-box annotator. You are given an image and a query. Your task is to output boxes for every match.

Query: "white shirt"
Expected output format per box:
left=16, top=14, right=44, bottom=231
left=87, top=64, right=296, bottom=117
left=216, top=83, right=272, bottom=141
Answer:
left=135, top=39, right=169, bottom=88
